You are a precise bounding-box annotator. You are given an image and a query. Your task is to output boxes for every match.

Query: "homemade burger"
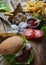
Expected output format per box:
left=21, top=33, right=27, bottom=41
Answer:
left=0, top=36, right=34, bottom=64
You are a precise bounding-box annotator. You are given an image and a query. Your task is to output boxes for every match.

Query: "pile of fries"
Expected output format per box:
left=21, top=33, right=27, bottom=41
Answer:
left=4, top=1, right=46, bottom=20
left=22, top=1, right=46, bottom=13
left=4, top=1, right=46, bottom=15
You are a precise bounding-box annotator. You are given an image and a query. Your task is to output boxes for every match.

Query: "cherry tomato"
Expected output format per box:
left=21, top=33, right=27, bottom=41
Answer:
left=23, top=28, right=35, bottom=39
left=34, top=30, right=43, bottom=38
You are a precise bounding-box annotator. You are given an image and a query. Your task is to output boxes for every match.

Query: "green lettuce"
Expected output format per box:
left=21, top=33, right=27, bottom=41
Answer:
left=0, top=1, right=10, bottom=11
left=41, top=26, right=46, bottom=40
left=4, top=51, right=34, bottom=65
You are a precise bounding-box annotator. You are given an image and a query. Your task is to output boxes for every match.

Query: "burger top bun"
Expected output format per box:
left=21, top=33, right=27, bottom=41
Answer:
left=0, top=36, right=23, bottom=55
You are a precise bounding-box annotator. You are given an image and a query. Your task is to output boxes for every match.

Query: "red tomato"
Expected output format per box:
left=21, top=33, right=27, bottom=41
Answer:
left=34, top=30, right=43, bottom=38
left=23, top=28, right=35, bottom=39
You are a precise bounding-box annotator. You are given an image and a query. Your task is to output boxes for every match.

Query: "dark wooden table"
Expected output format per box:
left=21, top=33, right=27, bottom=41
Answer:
left=0, top=13, right=46, bottom=65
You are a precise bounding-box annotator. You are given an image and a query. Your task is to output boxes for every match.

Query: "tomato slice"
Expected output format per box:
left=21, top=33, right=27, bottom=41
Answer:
left=23, top=28, right=35, bottom=39
left=34, top=30, right=43, bottom=38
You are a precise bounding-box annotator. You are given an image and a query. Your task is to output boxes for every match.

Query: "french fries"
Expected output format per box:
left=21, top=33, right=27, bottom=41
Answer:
left=27, top=1, right=34, bottom=7
left=22, top=1, right=46, bottom=13
left=4, top=1, right=46, bottom=17
left=4, top=11, right=13, bottom=16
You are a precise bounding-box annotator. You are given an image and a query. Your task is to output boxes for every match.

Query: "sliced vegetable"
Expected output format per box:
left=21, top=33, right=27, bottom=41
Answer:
left=23, top=28, right=35, bottom=39
left=23, top=28, right=43, bottom=39
left=34, top=30, right=43, bottom=38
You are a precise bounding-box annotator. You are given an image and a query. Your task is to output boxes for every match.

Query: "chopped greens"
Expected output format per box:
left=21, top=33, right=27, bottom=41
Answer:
left=22, top=36, right=28, bottom=43
left=41, top=26, right=46, bottom=40
left=4, top=54, right=14, bottom=63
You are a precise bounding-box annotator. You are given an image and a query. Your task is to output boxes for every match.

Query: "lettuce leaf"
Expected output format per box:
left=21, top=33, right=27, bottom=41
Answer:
left=0, top=1, right=10, bottom=11
left=22, top=36, right=28, bottom=43
left=41, top=26, right=46, bottom=40
left=4, top=51, right=34, bottom=65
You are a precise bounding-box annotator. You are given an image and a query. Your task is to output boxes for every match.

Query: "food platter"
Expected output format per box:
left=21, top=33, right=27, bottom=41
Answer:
left=0, top=0, right=46, bottom=65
